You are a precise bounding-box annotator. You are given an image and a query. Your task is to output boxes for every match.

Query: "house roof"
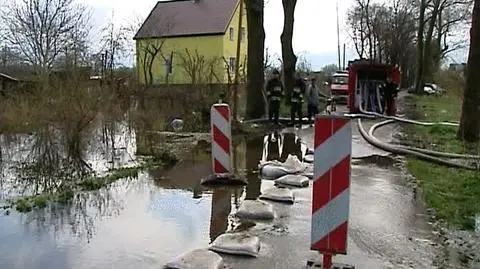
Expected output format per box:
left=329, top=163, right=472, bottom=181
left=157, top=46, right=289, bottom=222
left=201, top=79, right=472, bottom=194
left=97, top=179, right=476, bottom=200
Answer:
left=134, top=0, right=239, bottom=39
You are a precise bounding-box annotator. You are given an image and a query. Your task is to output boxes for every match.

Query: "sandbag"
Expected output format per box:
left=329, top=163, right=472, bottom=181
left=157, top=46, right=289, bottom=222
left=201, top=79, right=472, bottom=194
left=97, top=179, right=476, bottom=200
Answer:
left=259, top=154, right=306, bottom=179
left=209, top=233, right=261, bottom=257
left=259, top=187, right=294, bottom=203
left=275, top=174, right=309, bottom=187
left=200, top=173, right=247, bottom=186
left=301, top=165, right=314, bottom=179
left=303, top=154, right=314, bottom=163
left=306, top=148, right=314, bottom=155
left=235, top=199, right=275, bottom=220
left=163, top=249, right=223, bottom=269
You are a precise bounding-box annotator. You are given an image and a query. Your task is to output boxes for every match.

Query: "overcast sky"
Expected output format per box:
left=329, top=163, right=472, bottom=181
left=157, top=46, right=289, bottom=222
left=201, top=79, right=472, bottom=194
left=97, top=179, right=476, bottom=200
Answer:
left=82, top=0, right=468, bottom=70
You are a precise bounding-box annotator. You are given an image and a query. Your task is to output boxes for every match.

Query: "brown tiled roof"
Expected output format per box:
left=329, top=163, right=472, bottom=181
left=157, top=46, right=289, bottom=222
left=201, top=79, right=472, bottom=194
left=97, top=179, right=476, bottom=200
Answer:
left=134, top=0, right=239, bottom=39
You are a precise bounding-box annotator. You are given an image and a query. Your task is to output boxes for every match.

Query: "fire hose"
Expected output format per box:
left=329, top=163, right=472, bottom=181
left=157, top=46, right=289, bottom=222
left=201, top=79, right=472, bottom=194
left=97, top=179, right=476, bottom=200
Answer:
left=354, top=87, right=479, bottom=170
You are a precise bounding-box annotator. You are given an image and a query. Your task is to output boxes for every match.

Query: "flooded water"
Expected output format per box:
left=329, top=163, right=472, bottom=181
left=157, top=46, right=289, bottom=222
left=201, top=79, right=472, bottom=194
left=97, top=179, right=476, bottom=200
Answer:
left=0, top=116, right=305, bottom=268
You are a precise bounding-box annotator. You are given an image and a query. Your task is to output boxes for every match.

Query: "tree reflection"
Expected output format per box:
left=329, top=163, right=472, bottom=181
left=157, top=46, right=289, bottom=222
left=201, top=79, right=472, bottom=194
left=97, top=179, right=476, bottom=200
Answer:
left=244, top=136, right=264, bottom=200
left=21, top=183, right=128, bottom=243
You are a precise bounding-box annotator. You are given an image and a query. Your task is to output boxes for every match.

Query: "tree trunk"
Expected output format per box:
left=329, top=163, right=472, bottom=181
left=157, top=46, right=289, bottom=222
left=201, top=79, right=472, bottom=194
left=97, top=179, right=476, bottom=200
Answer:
left=281, top=0, right=298, bottom=100
left=423, top=0, right=442, bottom=83
left=458, top=0, right=480, bottom=142
left=414, top=0, right=426, bottom=93
left=245, top=0, right=266, bottom=119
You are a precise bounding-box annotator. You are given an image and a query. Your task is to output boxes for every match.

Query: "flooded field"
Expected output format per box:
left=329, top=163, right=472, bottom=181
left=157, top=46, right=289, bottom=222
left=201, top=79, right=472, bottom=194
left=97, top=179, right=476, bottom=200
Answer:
left=0, top=100, right=307, bottom=268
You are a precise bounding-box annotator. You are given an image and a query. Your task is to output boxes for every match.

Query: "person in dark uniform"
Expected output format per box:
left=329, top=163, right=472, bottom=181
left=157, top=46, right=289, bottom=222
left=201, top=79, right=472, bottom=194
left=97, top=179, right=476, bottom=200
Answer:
left=290, top=72, right=306, bottom=127
left=382, top=77, right=398, bottom=115
left=265, top=69, right=284, bottom=125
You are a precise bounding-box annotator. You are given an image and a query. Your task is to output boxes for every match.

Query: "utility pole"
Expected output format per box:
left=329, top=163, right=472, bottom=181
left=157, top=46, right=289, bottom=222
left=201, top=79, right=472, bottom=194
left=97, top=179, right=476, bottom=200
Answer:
left=343, top=43, right=346, bottom=70
left=336, top=1, right=341, bottom=70
left=233, top=0, right=244, bottom=122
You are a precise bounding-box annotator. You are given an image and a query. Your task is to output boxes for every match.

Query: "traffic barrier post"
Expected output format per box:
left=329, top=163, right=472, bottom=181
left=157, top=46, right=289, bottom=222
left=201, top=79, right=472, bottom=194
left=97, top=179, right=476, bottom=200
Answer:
left=211, top=103, right=233, bottom=174
left=309, top=115, right=354, bottom=269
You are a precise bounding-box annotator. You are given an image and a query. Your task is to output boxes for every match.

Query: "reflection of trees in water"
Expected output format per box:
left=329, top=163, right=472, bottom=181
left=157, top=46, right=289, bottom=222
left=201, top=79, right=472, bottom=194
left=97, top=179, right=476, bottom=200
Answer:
left=244, top=137, right=263, bottom=200
left=21, top=178, right=138, bottom=243
left=13, top=123, right=96, bottom=195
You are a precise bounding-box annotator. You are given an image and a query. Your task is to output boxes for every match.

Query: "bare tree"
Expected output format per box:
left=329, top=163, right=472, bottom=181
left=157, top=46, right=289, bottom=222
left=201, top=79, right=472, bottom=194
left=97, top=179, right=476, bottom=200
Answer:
left=130, top=14, right=173, bottom=86
left=177, top=49, right=222, bottom=84
left=244, top=0, right=266, bottom=119
left=347, top=0, right=417, bottom=86
left=100, top=17, right=129, bottom=81
left=139, top=39, right=165, bottom=86
left=296, top=53, right=312, bottom=76
left=1, top=0, right=90, bottom=72
left=458, top=0, right=480, bottom=142
left=281, top=0, right=298, bottom=99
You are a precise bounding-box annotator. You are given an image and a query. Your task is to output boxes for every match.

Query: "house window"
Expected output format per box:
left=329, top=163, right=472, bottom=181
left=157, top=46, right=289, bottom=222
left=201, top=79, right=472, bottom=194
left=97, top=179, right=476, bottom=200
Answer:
left=229, top=27, right=234, bottom=41
left=229, top=57, right=236, bottom=72
left=240, top=27, right=246, bottom=41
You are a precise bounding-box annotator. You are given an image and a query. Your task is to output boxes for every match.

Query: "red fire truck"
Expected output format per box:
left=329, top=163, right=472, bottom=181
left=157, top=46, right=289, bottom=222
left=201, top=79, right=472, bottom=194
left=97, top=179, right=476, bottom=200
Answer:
left=346, top=59, right=400, bottom=115
left=329, top=70, right=349, bottom=104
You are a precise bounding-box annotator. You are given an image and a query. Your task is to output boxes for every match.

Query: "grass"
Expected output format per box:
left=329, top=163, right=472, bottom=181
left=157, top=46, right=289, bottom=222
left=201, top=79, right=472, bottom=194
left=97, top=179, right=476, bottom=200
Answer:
left=12, top=160, right=161, bottom=213
left=405, top=71, right=480, bottom=230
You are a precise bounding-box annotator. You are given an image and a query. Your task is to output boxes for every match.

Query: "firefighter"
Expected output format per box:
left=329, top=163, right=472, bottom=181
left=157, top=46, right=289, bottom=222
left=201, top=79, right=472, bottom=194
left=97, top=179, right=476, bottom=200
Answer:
left=266, top=69, right=284, bottom=125
left=306, top=77, right=320, bottom=124
left=290, top=72, right=306, bottom=127
left=382, top=77, right=398, bottom=116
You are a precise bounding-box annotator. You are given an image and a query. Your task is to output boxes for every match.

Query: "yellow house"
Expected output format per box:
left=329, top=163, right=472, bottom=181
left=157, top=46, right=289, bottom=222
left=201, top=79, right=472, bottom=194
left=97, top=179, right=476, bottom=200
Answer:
left=134, top=0, right=247, bottom=85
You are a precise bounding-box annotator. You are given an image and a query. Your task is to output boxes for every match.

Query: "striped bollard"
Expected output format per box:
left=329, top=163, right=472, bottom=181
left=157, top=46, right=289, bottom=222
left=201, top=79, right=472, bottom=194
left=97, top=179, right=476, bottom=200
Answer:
left=209, top=189, right=232, bottom=243
left=310, top=115, right=353, bottom=269
left=211, top=103, right=232, bottom=174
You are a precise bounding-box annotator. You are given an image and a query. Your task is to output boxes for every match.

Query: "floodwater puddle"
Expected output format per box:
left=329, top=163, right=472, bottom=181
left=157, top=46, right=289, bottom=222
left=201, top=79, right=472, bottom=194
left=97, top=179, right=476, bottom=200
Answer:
left=0, top=124, right=306, bottom=268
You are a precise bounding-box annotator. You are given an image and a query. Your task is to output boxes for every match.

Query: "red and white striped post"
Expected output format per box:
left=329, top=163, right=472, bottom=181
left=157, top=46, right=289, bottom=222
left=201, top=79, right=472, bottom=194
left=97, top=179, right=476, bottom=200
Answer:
left=211, top=104, right=232, bottom=174
left=311, top=115, right=352, bottom=269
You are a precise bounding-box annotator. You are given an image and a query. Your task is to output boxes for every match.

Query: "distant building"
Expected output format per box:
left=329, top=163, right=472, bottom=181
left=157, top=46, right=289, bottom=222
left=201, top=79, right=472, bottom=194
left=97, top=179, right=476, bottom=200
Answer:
left=449, top=63, right=466, bottom=72
left=134, top=0, right=247, bottom=85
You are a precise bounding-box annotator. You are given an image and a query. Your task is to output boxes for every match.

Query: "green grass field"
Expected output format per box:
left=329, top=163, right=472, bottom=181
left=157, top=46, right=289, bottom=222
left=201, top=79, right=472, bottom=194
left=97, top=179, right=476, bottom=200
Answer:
left=405, top=80, right=480, bottom=230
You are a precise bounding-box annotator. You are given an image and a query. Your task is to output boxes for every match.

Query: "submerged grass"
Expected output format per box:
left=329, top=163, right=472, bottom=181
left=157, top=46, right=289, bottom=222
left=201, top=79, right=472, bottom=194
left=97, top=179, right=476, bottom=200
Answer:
left=405, top=72, right=480, bottom=230
left=12, top=159, right=161, bottom=212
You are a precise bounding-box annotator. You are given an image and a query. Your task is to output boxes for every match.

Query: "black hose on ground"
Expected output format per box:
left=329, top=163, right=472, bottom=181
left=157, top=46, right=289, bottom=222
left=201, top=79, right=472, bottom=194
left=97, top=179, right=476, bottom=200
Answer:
left=368, top=120, right=480, bottom=160
left=357, top=118, right=478, bottom=171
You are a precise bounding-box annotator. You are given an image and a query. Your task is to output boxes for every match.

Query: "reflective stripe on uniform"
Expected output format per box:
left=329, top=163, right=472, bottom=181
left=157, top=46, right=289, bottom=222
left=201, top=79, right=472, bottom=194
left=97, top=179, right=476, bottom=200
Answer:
left=270, top=96, right=281, bottom=101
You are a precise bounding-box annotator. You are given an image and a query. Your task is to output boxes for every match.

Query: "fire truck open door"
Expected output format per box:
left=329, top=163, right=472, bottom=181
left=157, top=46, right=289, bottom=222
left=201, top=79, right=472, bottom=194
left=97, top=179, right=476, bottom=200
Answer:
left=347, top=60, right=400, bottom=115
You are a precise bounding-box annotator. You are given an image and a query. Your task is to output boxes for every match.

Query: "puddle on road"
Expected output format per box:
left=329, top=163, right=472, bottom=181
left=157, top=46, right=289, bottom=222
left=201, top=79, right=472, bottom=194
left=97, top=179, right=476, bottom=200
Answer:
left=0, top=126, right=305, bottom=268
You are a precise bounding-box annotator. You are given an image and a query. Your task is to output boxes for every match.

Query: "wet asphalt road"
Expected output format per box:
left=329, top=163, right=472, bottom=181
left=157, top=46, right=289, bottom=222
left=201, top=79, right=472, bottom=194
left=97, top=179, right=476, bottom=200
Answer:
left=224, top=120, right=442, bottom=269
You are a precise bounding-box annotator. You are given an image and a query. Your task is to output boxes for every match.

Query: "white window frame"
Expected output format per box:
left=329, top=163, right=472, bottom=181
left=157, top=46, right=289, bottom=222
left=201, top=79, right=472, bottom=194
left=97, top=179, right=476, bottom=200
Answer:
left=229, top=57, right=236, bottom=73
left=229, top=27, right=234, bottom=41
